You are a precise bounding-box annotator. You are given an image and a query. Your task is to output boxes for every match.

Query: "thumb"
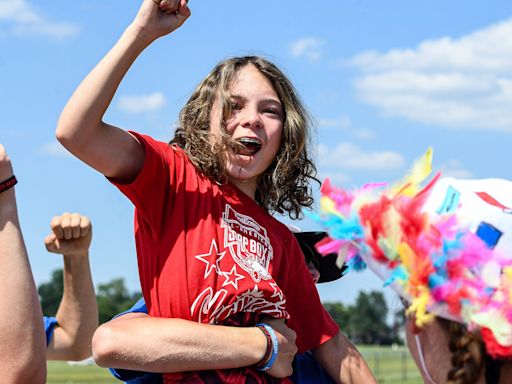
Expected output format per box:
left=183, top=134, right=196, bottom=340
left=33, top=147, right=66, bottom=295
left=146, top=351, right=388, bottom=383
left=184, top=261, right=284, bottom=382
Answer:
left=44, top=233, right=58, bottom=251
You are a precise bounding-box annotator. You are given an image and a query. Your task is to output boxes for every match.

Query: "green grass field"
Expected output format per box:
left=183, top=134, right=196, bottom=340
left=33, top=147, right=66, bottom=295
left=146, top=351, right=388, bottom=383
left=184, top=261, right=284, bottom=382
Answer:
left=47, top=346, right=423, bottom=383
left=47, top=361, right=118, bottom=383
left=358, top=345, right=423, bottom=384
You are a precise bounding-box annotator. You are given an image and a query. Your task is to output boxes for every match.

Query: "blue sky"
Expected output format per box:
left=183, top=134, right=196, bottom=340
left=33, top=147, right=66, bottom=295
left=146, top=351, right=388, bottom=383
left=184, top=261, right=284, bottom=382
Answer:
left=2, top=0, right=512, bottom=313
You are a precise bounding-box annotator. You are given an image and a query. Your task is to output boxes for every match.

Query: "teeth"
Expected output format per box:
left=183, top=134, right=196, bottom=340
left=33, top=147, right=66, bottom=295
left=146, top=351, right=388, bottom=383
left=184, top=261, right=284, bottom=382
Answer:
left=237, top=137, right=261, bottom=155
left=239, top=137, right=261, bottom=147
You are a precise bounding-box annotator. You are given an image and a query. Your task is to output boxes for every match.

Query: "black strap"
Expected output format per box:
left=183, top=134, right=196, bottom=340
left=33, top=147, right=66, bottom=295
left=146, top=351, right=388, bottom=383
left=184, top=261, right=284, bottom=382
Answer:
left=0, top=175, right=17, bottom=193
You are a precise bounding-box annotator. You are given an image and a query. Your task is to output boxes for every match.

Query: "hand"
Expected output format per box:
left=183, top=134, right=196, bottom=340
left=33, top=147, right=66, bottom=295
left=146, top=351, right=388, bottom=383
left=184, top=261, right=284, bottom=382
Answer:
left=44, top=213, right=92, bottom=257
left=263, top=318, right=298, bottom=378
left=130, top=0, right=191, bottom=42
left=0, top=144, right=13, bottom=182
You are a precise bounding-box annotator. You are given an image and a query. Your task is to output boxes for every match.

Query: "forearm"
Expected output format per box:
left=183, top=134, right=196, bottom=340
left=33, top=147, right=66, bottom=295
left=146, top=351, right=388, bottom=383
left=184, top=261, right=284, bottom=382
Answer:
left=48, top=252, right=98, bottom=361
left=92, top=316, right=268, bottom=372
left=56, top=24, right=152, bottom=177
left=0, top=191, right=46, bottom=382
left=314, top=331, right=376, bottom=384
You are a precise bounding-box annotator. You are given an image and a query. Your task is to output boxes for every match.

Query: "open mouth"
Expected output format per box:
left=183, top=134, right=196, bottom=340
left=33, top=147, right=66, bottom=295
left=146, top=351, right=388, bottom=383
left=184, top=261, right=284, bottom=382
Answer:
left=236, top=137, right=262, bottom=156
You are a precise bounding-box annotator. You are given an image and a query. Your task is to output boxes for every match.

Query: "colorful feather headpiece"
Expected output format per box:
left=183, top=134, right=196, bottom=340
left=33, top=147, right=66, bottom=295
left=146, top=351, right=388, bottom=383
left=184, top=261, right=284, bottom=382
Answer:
left=310, top=148, right=512, bottom=359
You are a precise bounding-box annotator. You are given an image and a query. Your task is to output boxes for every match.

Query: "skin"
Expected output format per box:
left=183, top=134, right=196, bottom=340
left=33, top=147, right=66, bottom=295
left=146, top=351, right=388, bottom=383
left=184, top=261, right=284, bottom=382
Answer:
left=0, top=144, right=47, bottom=384
left=57, top=1, right=375, bottom=381
left=45, top=213, right=99, bottom=361
left=93, top=315, right=297, bottom=377
left=405, top=316, right=512, bottom=384
left=210, top=64, right=284, bottom=199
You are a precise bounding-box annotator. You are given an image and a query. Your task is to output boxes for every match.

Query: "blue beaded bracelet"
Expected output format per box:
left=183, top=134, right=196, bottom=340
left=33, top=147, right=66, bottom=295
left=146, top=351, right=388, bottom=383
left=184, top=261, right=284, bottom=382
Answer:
left=255, top=323, right=279, bottom=372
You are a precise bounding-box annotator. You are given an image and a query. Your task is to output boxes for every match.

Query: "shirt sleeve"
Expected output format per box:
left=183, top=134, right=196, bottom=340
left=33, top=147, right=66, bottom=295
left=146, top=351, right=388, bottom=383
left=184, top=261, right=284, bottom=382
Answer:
left=109, top=367, right=163, bottom=383
left=281, top=238, right=339, bottom=353
left=109, top=132, right=179, bottom=236
left=43, top=316, right=58, bottom=347
left=112, top=297, right=148, bottom=320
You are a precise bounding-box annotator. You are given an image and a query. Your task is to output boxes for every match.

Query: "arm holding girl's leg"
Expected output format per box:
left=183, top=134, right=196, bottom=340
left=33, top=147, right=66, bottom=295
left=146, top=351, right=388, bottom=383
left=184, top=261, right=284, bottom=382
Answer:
left=93, top=313, right=297, bottom=378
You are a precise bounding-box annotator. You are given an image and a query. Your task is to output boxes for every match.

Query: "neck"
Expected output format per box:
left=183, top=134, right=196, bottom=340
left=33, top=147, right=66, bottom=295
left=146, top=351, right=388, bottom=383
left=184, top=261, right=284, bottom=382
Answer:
left=229, top=178, right=257, bottom=201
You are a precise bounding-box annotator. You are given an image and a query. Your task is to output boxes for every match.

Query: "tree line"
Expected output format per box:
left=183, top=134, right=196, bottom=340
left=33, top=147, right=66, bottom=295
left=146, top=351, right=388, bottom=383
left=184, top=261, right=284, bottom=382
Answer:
left=39, top=269, right=404, bottom=344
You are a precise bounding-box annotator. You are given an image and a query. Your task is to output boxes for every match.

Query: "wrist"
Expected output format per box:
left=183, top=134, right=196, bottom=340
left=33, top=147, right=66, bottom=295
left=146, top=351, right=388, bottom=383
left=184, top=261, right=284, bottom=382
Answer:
left=0, top=188, right=17, bottom=215
left=255, top=324, right=279, bottom=371
left=0, top=175, right=17, bottom=194
left=125, top=23, right=159, bottom=46
left=63, top=251, right=90, bottom=260
left=250, top=326, right=269, bottom=365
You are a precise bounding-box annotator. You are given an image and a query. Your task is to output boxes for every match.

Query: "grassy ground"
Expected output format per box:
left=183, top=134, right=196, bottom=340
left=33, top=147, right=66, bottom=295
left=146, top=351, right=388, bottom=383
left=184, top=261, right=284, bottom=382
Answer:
left=47, top=361, right=118, bottom=383
left=47, top=345, right=423, bottom=383
left=359, top=345, right=423, bottom=384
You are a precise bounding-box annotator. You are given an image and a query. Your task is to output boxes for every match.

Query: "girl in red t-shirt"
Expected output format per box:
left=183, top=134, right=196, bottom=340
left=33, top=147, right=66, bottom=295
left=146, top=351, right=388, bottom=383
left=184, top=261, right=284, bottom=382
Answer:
left=56, top=1, right=375, bottom=383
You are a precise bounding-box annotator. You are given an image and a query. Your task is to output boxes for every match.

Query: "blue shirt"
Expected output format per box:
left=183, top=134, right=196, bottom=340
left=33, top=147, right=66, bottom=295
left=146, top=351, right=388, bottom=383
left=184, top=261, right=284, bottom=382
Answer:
left=43, top=316, right=58, bottom=347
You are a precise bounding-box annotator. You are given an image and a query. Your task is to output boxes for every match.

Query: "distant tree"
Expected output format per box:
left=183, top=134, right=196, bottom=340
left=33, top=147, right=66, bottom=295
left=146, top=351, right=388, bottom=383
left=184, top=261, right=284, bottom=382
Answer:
left=38, top=269, right=64, bottom=317
left=349, top=291, right=394, bottom=345
left=38, top=270, right=141, bottom=323
left=96, top=278, right=141, bottom=324
left=391, top=306, right=406, bottom=344
left=323, top=302, right=351, bottom=337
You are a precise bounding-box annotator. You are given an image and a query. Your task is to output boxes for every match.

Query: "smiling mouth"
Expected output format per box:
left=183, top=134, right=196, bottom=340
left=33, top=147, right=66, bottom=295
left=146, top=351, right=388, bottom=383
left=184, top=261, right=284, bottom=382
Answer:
left=236, top=137, right=262, bottom=156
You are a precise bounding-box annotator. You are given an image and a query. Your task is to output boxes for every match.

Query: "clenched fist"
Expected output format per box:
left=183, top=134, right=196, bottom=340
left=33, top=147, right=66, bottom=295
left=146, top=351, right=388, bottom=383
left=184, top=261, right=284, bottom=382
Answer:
left=44, top=213, right=92, bottom=257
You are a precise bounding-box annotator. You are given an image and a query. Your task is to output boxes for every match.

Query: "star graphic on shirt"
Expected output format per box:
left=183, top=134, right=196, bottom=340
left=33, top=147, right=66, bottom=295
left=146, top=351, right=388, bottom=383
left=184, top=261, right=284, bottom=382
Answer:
left=269, top=281, right=284, bottom=300
left=195, top=239, right=226, bottom=279
left=221, top=265, right=245, bottom=289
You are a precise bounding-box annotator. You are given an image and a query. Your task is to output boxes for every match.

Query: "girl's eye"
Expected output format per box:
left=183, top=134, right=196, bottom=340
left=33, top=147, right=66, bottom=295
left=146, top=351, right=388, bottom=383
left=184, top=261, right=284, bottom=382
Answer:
left=264, top=108, right=282, bottom=118
left=230, top=102, right=242, bottom=110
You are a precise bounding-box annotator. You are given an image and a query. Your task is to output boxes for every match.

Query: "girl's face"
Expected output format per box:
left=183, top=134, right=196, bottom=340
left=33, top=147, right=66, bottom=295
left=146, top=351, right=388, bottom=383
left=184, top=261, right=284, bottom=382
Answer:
left=210, top=64, right=284, bottom=199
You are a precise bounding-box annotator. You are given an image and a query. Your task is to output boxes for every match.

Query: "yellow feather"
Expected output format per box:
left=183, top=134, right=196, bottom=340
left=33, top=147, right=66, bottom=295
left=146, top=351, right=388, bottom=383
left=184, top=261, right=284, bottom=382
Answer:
left=392, top=148, right=433, bottom=197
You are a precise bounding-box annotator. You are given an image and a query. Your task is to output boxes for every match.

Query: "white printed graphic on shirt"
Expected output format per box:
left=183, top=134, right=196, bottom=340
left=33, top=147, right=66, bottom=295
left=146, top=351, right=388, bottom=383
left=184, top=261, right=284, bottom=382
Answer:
left=194, top=240, right=227, bottom=278
left=195, top=239, right=246, bottom=289
left=221, top=204, right=273, bottom=283
left=191, top=285, right=288, bottom=324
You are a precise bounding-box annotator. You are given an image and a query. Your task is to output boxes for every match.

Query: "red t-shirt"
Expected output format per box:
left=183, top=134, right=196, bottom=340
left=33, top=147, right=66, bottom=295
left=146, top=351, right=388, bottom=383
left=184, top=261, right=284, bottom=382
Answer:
left=112, top=132, right=339, bottom=383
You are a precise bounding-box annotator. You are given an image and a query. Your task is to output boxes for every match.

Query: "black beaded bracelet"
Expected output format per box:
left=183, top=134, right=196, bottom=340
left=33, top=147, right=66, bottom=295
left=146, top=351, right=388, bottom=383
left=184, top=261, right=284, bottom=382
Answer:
left=0, top=175, right=17, bottom=194
left=255, top=324, right=273, bottom=370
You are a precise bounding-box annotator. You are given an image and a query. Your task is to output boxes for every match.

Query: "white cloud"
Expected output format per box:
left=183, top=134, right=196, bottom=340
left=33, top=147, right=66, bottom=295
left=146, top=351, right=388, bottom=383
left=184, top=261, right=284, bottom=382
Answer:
left=118, top=92, right=167, bottom=113
left=352, top=129, right=376, bottom=140
left=289, top=37, right=325, bottom=62
left=318, top=115, right=352, bottom=130
left=318, top=170, right=350, bottom=185
left=39, top=141, right=71, bottom=157
left=317, top=142, right=405, bottom=171
left=439, top=159, right=474, bottom=179
left=0, top=0, right=80, bottom=40
left=318, top=115, right=376, bottom=140
left=349, top=17, right=512, bottom=132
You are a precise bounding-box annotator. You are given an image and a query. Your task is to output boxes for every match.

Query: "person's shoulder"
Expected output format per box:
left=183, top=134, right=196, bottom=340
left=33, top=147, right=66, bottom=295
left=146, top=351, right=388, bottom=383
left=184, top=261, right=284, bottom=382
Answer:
left=128, top=131, right=189, bottom=159
left=269, top=219, right=296, bottom=247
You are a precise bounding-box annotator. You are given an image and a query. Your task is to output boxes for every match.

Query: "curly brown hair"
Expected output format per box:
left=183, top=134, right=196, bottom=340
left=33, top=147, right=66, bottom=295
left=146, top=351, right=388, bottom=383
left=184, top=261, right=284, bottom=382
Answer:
left=171, top=56, right=318, bottom=219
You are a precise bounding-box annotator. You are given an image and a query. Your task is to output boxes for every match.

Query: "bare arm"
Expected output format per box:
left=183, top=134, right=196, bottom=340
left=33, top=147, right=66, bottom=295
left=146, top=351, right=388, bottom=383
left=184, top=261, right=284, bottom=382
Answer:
left=45, top=213, right=99, bottom=361
left=56, top=0, right=191, bottom=182
left=0, top=145, right=46, bottom=383
left=93, top=314, right=297, bottom=378
left=313, top=331, right=376, bottom=384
